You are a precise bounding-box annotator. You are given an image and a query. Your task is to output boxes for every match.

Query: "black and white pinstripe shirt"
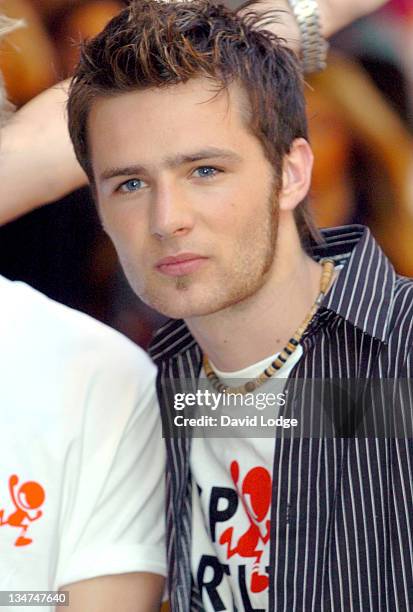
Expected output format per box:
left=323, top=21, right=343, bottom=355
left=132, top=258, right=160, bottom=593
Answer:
left=149, top=225, right=413, bottom=611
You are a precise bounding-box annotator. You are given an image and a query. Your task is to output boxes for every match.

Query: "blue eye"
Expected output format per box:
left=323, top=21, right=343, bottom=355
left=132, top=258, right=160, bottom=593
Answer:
left=118, top=178, right=143, bottom=193
left=193, top=166, right=220, bottom=178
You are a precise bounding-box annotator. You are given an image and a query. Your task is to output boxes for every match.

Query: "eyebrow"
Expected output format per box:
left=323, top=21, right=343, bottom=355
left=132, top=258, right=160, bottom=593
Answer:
left=99, top=147, right=243, bottom=181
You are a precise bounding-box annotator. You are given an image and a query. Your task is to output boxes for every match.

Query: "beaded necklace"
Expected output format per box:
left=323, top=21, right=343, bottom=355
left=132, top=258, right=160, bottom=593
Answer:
left=203, top=258, right=335, bottom=394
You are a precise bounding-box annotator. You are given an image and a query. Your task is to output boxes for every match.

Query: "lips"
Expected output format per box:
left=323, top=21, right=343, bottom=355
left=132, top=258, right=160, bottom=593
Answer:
left=156, top=253, right=208, bottom=277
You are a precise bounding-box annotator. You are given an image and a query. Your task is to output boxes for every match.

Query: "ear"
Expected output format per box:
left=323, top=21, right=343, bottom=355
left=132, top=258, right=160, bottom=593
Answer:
left=279, top=138, right=314, bottom=212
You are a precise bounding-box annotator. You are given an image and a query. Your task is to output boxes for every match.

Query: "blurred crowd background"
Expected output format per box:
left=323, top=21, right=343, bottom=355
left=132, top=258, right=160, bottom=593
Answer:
left=0, top=0, right=412, bottom=348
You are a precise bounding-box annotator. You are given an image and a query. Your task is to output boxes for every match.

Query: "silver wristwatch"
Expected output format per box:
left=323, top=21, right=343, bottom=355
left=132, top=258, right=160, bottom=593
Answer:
left=287, top=0, right=329, bottom=73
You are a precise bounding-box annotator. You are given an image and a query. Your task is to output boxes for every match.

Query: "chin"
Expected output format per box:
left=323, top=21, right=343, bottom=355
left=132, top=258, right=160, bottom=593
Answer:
left=140, top=295, right=217, bottom=320
left=139, top=284, right=259, bottom=320
left=135, top=285, right=215, bottom=319
left=129, top=268, right=268, bottom=319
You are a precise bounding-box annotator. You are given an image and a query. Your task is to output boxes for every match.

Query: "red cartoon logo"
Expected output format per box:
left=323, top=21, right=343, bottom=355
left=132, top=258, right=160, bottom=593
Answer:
left=219, top=460, right=271, bottom=593
left=0, top=475, right=45, bottom=546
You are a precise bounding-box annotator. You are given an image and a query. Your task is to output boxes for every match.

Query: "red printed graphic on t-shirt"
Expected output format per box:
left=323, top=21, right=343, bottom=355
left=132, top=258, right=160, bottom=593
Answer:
left=219, top=460, right=271, bottom=594
left=0, top=475, right=45, bottom=546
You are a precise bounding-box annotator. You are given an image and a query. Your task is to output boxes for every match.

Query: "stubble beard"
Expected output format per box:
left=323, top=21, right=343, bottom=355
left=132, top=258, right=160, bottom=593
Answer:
left=204, top=192, right=279, bottom=316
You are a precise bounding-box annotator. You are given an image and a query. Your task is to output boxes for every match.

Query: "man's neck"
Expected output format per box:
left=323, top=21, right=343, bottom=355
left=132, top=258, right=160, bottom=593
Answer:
left=185, top=222, right=328, bottom=372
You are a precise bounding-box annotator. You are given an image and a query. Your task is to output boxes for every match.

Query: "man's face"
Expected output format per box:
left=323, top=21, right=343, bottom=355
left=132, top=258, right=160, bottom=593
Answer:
left=89, top=77, right=280, bottom=319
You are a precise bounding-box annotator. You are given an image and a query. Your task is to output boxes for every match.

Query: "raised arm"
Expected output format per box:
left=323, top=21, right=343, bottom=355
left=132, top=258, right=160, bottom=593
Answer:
left=239, top=0, right=388, bottom=49
left=0, top=79, right=87, bottom=224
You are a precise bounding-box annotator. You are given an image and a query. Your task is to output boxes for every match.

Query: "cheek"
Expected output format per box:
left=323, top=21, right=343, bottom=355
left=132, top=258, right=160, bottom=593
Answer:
left=100, top=203, right=146, bottom=255
left=215, top=188, right=270, bottom=236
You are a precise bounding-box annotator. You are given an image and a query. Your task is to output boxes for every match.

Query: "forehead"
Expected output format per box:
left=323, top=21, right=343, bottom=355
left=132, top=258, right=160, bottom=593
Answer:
left=87, top=77, right=256, bottom=173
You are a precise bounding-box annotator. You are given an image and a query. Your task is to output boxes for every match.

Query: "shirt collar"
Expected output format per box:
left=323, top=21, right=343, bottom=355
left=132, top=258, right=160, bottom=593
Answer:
left=312, top=225, right=396, bottom=342
left=149, top=224, right=396, bottom=362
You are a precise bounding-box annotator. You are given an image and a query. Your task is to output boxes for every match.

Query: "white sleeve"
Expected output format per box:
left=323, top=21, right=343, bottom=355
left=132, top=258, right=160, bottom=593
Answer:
left=54, top=343, right=166, bottom=589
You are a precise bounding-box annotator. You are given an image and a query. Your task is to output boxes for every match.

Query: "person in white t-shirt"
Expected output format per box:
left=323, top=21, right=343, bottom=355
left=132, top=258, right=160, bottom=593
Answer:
left=0, top=276, right=166, bottom=611
left=0, top=17, right=166, bottom=610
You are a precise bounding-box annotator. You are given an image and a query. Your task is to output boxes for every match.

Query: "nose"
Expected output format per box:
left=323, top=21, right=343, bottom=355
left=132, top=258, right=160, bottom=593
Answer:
left=150, top=180, right=195, bottom=240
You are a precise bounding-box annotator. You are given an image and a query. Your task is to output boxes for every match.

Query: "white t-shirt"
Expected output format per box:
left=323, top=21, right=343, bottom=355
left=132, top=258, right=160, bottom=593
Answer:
left=191, top=347, right=303, bottom=611
left=0, top=276, right=166, bottom=610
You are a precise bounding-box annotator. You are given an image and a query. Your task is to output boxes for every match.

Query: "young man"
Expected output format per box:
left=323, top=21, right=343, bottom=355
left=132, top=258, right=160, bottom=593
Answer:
left=0, top=15, right=165, bottom=612
left=65, top=1, right=413, bottom=610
